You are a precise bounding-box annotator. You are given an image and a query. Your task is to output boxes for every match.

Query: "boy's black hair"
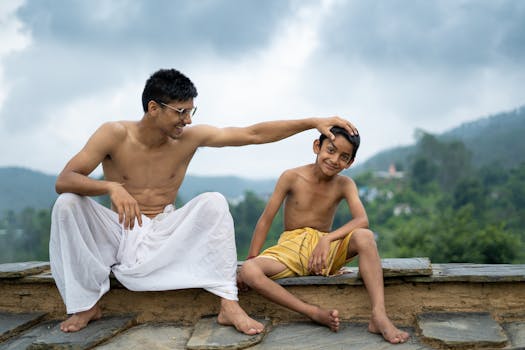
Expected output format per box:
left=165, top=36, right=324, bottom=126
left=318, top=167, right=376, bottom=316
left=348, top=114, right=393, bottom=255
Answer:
left=319, top=126, right=360, bottom=160
left=142, top=69, right=198, bottom=112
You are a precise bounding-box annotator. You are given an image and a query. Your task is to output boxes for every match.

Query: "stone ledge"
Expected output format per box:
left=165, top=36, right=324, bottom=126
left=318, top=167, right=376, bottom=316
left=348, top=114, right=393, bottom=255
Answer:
left=4, top=259, right=525, bottom=288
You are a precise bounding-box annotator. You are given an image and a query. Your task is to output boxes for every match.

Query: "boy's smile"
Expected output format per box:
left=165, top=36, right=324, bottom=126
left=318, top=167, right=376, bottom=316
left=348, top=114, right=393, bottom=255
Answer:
left=314, top=135, right=354, bottom=176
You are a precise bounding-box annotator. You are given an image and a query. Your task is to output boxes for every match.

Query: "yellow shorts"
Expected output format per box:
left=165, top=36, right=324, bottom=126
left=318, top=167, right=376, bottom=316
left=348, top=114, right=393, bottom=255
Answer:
left=259, top=227, right=354, bottom=280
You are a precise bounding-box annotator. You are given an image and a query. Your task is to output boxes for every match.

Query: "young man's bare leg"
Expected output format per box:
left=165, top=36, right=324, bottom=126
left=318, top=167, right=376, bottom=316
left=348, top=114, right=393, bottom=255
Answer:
left=240, top=258, right=340, bottom=332
left=348, top=229, right=410, bottom=344
left=217, top=298, right=265, bottom=335
left=60, top=303, right=102, bottom=332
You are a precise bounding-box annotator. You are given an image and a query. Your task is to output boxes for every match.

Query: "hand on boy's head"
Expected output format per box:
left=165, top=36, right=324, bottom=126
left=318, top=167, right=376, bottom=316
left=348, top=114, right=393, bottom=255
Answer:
left=322, top=116, right=358, bottom=139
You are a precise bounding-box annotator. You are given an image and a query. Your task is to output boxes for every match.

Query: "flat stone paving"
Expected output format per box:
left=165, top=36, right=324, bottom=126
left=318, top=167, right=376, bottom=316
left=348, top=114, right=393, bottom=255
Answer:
left=0, top=315, right=524, bottom=349
left=502, top=322, right=525, bottom=349
left=0, top=312, right=47, bottom=342
left=94, top=323, right=192, bottom=350
left=2, top=261, right=525, bottom=349
left=0, top=315, right=135, bottom=350
left=249, top=322, right=426, bottom=350
left=186, top=316, right=269, bottom=350
left=417, top=312, right=508, bottom=348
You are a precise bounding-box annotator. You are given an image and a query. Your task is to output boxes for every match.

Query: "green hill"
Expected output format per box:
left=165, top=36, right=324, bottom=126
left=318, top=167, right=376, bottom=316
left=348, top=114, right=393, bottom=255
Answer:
left=352, top=105, right=525, bottom=174
left=2, top=104, right=524, bottom=213
left=0, top=167, right=57, bottom=214
left=0, top=167, right=276, bottom=213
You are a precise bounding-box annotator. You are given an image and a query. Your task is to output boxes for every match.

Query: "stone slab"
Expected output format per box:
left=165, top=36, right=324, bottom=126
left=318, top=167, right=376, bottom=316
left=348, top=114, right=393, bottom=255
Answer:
left=0, top=312, right=47, bottom=342
left=0, top=320, right=57, bottom=350
left=26, top=315, right=135, bottom=349
left=93, top=323, right=192, bottom=350
left=502, top=321, right=525, bottom=349
left=250, top=322, right=427, bottom=349
left=0, top=262, right=50, bottom=279
left=417, top=312, right=508, bottom=348
left=408, top=264, right=525, bottom=283
left=186, top=316, right=270, bottom=350
left=380, top=258, right=432, bottom=277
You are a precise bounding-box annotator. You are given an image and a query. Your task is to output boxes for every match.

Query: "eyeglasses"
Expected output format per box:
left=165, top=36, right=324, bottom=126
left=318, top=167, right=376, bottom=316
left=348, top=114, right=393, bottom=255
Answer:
left=159, top=102, right=197, bottom=119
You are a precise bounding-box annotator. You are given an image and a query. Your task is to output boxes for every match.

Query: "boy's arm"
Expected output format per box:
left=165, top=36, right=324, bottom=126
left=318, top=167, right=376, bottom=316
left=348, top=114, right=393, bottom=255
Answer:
left=246, top=172, right=292, bottom=258
left=308, top=177, right=369, bottom=274
left=194, top=116, right=357, bottom=148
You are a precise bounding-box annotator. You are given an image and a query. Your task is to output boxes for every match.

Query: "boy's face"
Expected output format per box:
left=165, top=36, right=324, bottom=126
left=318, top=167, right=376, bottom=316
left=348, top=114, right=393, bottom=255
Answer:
left=313, top=135, right=354, bottom=176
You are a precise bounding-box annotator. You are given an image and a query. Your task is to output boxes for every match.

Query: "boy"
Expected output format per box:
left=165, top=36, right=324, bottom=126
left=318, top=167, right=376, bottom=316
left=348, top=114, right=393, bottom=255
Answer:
left=239, top=127, right=410, bottom=344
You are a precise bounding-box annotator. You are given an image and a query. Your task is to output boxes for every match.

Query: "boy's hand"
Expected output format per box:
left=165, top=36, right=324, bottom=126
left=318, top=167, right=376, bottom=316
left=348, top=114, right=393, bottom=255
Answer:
left=308, top=237, right=331, bottom=275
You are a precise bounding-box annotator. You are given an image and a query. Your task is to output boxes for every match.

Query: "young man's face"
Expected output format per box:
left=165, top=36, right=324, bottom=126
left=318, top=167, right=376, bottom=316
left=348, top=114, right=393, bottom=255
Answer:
left=149, top=99, right=195, bottom=139
left=313, top=135, right=354, bottom=176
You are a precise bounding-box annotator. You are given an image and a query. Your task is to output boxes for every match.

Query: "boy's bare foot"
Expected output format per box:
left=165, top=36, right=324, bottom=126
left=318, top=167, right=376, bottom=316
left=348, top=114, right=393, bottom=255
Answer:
left=60, top=304, right=102, bottom=332
left=217, top=299, right=264, bottom=335
left=310, top=307, right=340, bottom=332
left=368, top=312, right=410, bottom=344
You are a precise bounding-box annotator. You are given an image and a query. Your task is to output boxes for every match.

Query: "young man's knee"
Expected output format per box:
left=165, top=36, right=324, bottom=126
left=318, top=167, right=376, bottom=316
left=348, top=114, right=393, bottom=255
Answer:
left=53, top=193, right=84, bottom=213
left=199, top=192, right=230, bottom=215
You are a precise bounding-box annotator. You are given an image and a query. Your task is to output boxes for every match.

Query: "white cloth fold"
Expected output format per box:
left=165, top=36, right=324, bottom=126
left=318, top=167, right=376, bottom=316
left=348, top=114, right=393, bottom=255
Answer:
left=50, top=192, right=238, bottom=314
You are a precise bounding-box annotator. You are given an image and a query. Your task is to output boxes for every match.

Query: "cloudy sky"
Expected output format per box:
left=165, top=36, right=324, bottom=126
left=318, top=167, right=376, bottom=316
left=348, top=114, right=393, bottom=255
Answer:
left=1, top=0, right=524, bottom=179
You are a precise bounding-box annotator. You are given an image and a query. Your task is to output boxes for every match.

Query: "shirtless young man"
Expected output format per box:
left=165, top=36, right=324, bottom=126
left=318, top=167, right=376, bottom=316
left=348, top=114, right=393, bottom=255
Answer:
left=49, top=68, right=357, bottom=335
left=238, top=127, right=410, bottom=344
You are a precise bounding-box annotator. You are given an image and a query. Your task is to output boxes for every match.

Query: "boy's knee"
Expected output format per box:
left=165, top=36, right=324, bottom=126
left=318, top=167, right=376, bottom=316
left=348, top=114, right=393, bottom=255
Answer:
left=239, top=260, right=262, bottom=285
left=352, top=228, right=376, bottom=248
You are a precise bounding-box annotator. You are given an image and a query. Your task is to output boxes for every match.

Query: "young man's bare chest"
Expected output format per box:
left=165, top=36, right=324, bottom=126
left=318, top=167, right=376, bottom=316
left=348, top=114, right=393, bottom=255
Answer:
left=103, top=136, right=195, bottom=191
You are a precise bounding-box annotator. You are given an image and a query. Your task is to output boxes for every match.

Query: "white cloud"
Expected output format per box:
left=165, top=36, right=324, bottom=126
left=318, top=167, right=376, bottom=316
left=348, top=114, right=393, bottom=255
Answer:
left=0, top=0, right=31, bottom=112
left=0, top=0, right=524, bottom=179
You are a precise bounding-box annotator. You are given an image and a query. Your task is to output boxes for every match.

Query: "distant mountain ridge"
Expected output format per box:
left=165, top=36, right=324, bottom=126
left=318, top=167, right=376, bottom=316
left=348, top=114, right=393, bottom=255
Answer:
left=0, top=167, right=57, bottom=213
left=2, top=104, right=524, bottom=213
left=0, top=167, right=276, bottom=214
left=352, top=105, right=525, bottom=174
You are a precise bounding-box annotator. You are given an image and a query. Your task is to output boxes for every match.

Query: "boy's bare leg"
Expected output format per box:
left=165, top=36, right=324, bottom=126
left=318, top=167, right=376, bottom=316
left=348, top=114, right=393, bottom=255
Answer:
left=60, top=303, right=102, bottom=332
left=240, top=258, right=340, bottom=332
left=217, top=298, right=265, bottom=335
left=348, top=229, right=410, bottom=344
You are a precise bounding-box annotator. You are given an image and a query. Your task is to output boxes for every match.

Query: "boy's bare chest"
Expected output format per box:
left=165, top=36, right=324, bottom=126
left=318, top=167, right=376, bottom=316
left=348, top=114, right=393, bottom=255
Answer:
left=288, top=186, right=340, bottom=211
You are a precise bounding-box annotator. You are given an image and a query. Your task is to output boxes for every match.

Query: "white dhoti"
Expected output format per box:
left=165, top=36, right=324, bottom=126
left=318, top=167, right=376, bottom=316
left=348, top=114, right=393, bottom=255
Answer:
left=50, top=192, right=238, bottom=314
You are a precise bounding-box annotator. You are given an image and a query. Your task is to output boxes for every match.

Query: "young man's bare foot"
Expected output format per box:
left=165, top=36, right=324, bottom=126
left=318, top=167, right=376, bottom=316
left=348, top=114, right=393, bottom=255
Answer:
left=217, top=299, right=264, bottom=335
left=368, top=312, right=410, bottom=344
left=310, top=307, right=340, bottom=332
left=60, top=304, right=102, bottom=332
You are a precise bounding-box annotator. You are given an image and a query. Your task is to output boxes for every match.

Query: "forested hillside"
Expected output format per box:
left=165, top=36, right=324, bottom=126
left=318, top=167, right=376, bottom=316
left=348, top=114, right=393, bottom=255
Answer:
left=1, top=105, right=524, bottom=264
left=0, top=167, right=57, bottom=213
left=0, top=169, right=276, bottom=214
left=353, top=105, right=525, bottom=174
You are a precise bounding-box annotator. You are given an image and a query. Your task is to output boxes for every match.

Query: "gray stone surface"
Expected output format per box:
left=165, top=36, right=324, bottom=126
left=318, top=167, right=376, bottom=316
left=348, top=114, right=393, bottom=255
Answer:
left=409, top=263, right=525, bottom=283
left=94, top=323, right=192, bottom=350
left=0, top=312, right=47, bottom=342
left=250, top=322, right=427, bottom=350
left=502, top=321, right=525, bottom=349
left=380, top=258, right=432, bottom=277
left=186, top=316, right=270, bottom=350
left=0, top=262, right=50, bottom=278
left=417, top=312, right=508, bottom=348
left=0, top=320, right=57, bottom=350
left=25, top=315, right=135, bottom=349
left=275, top=258, right=434, bottom=286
